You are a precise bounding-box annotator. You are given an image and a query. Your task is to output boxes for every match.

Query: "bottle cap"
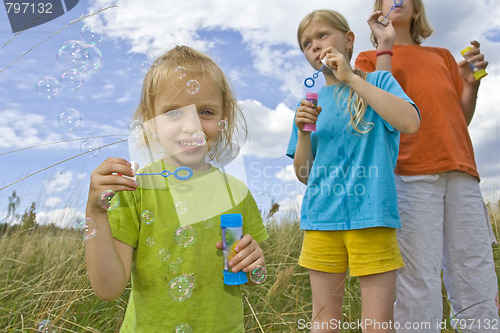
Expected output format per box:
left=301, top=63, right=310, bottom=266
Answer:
left=223, top=270, right=248, bottom=285
left=461, top=46, right=473, bottom=57
left=220, top=213, right=243, bottom=228
left=473, top=69, right=488, bottom=80
left=306, top=92, right=318, bottom=99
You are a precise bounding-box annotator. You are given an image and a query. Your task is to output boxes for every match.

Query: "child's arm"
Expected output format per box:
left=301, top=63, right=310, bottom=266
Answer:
left=367, top=11, right=395, bottom=72
left=85, top=157, right=138, bottom=301
left=293, top=101, right=322, bottom=184
left=458, top=40, right=486, bottom=125
left=321, top=47, right=420, bottom=134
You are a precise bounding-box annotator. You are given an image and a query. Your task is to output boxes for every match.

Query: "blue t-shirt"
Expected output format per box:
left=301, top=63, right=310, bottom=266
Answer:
left=287, top=71, right=417, bottom=231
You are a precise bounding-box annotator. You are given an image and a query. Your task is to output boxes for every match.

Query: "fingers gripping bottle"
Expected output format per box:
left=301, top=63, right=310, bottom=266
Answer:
left=461, top=46, right=488, bottom=81
left=221, top=214, right=248, bottom=285
left=303, top=92, right=318, bottom=132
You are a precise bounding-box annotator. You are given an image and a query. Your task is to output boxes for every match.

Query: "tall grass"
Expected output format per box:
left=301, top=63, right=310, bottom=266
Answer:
left=0, top=206, right=499, bottom=332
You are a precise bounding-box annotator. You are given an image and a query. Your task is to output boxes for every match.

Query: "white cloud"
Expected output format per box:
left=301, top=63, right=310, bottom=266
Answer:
left=45, top=196, right=62, bottom=208
left=43, top=171, right=76, bottom=193
left=36, top=207, right=85, bottom=229
left=239, top=100, right=295, bottom=158
left=275, top=164, right=297, bottom=183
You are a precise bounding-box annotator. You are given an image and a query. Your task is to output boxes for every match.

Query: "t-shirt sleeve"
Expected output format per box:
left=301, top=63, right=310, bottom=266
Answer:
left=107, top=190, right=140, bottom=248
left=369, top=71, right=420, bottom=132
left=242, top=191, right=269, bottom=243
left=355, top=51, right=377, bottom=72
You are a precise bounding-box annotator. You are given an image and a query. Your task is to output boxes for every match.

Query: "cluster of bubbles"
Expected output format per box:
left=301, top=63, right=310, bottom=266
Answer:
left=36, top=23, right=104, bottom=100
left=35, top=22, right=105, bottom=158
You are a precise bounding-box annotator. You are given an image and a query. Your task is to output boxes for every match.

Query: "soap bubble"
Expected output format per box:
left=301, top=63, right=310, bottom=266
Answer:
left=36, top=76, right=61, bottom=99
left=192, top=131, right=207, bottom=146
left=174, top=226, right=196, bottom=247
left=37, top=319, right=54, bottom=333
left=174, top=66, right=187, bottom=79
left=141, top=210, right=155, bottom=225
left=203, top=217, right=215, bottom=230
left=80, top=22, right=105, bottom=45
left=58, top=108, right=82, bottom=131
left=158, top=248, right=171, bottom=262
left=80, top=138, right=100, bottom=158
left=249, top=265, right=267, bottom=284
left=57, top=40, right=89, bottom=72
left=146, top=236, right=155, bottom=247
left=175, top=323, right=193, bottom=333
left=82, top=44, right=103, bottom=73
left=217, top=119, right=228, bottom=132
left=141, top=60, right=151, bottom=73
left=169, top=259, right=182, bottom=275
left=185, top=79, right=200, bottom=94
left=175, top=201, right=188, bottom=215
left=60, top=68, right=84, bottom=91
left=75, top=217, right=97, bottom=240
left=98, top=190, right=119, bottom=211
left=168, top=274, right=195, bottom=302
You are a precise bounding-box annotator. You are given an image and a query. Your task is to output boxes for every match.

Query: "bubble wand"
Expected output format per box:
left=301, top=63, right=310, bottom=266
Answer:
left=378, top=0, right=403, bottom=26
left=304, top=64, right=326, bottom=88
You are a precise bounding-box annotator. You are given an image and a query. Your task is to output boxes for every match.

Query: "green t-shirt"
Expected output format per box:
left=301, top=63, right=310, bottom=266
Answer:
left=108, top=160, right=268, bottom=332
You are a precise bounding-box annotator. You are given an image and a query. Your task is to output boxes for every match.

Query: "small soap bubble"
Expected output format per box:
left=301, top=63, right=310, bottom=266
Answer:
left=60, top=68, right=84, bottom=92
left=175, top=201, right=188, bottom=215
left=174, top=66, right=187, bottom=79
left=185, top=79, right=200, bottom=94
left=169, top=262, right=181, bottom=275
left=141, top=210, right=155, bottom=225
left=146, top=236, right=155, bottom=247
left=192, top=131, right=207, bottom=146
left=82, top=44, right=103, bottom=73
left=203, top=217, right=215, bottom=229
left=217, top=119, right=228, bottom=132
left=37, top=319, right=54, bottom=333
left=80, top=22, right=105, bottom=45
left=80, top=138, right=100, bottom=158
left=141, top=60, right=151, bottom=73
left=75, top=217, right=97, bottom=240
left=175, top=323, right=193, bottom=333
left=158, top=248, right=171, bottom=262
left=98, top=190, right=119, bottom=211
left=168, top=274, right=195, bottom=302
left=249, top=265, right=268, bottom=284
left=174, top=226, right=196, bottom=247
left=36, top=76, right=61, bottom=99
left=57, top=40, right=90, bottom=72
left=58, top=108, right=82, bottom=131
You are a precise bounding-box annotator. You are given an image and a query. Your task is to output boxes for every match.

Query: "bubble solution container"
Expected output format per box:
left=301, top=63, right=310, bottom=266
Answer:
left=461, top=46, right=488, bottom=81
left=303, top=92, right=318, bottom=132
left=221, top=213, right=248, bottom=285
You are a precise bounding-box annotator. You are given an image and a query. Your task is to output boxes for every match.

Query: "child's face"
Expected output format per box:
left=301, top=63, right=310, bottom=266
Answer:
left=300, top=19, right=351, bottom=71
left=152, top=76, right=224, bottom=171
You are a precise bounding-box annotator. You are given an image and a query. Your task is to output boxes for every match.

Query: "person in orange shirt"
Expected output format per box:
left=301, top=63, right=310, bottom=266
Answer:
left=355, top=0, right=499, bottom=332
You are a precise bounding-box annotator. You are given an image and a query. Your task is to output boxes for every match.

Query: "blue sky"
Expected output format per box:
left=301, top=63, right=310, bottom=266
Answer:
left=1, top=0, right=499, bottom=227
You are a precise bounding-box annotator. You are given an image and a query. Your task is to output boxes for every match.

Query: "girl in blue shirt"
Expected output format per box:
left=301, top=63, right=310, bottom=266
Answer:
left=288, top=9, right=420, bottom=332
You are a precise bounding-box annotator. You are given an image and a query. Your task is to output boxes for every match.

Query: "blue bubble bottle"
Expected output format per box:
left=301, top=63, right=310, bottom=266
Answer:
left=221, top=214, right=248, bottom=285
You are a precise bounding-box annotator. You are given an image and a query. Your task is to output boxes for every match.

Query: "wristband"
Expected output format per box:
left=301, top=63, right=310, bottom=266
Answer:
left=376, top=50, right=394, bottom=57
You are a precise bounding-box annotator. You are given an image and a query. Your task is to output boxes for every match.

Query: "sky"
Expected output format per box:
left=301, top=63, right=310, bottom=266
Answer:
left=0, top=0, right=499, bottom=228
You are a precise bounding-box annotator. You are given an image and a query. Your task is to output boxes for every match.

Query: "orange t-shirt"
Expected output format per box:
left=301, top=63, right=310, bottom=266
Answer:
left=355, top=44, right=479, bottom=179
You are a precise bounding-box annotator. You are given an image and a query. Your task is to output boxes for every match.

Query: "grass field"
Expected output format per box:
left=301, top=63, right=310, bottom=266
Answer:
left=0, top=205, right=498, bottom=332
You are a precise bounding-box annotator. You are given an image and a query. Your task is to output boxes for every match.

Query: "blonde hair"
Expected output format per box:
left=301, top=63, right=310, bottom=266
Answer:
left=371, top=0, right=433, bottom=46
left=297, top=10, right=372, bottom=134
left=134, top=45, right=245, bottom=162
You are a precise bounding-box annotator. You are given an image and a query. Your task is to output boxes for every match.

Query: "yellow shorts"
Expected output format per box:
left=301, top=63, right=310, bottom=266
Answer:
left=299, top=227, right=404, bottom=276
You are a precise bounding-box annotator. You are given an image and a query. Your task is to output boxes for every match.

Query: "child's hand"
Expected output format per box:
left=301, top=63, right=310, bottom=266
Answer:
left=320, top=47, right=354, bottom=84
left=87, top=157, right=138, bottom=216
left=295, top=100, right=322, bottom=132
left=367, top=11, right=395, bottom=50
left=458, top=40, right=488, bottom=85
left=215, top=234, right=265, bottom=273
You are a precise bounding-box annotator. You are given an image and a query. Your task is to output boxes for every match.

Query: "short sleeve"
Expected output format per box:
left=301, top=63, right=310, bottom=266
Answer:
left=355, top=50, right=377, bottom=73
left=107, top=190, right=140, bottom=248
